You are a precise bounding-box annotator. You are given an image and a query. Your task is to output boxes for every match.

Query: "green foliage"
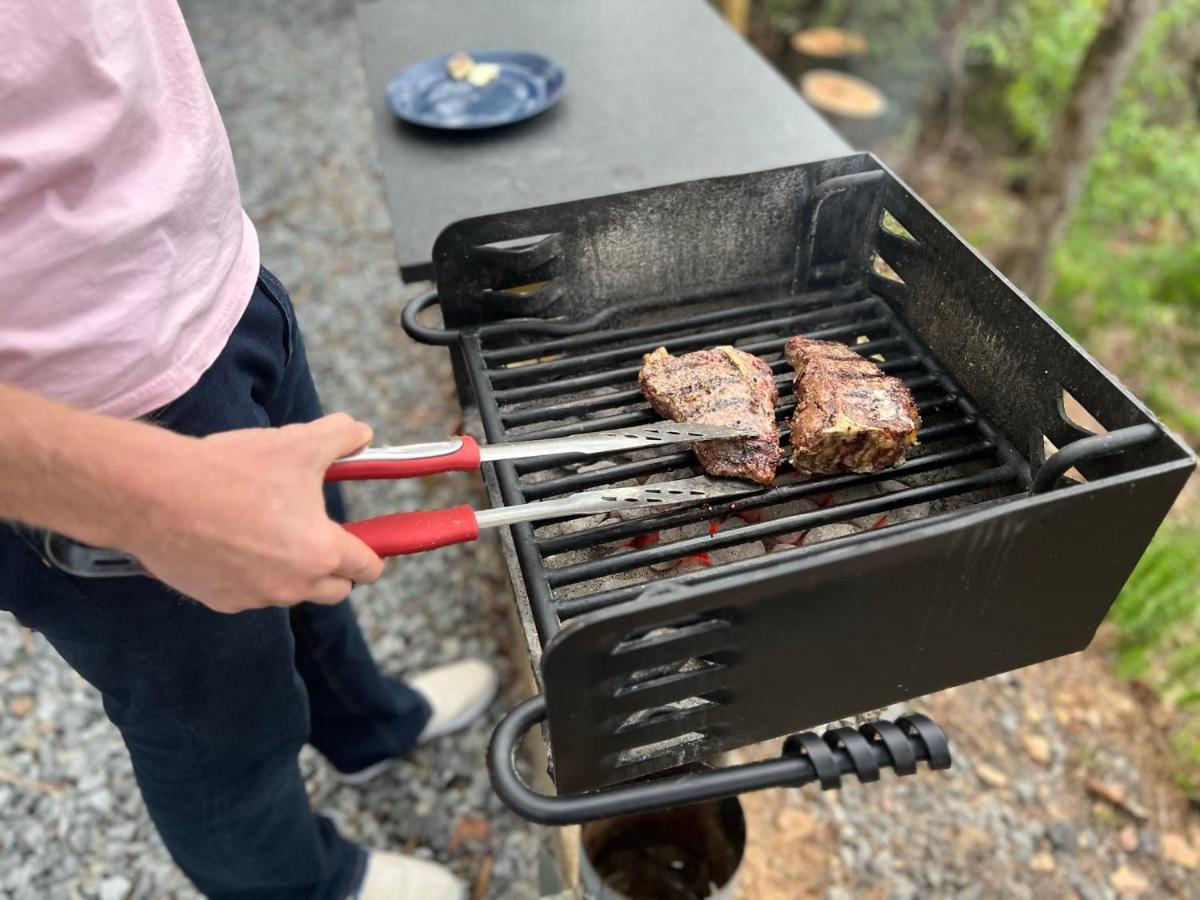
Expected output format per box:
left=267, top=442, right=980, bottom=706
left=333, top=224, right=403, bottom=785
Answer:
left=968, top=1, right=1107, bottom=148
left=1110, top=527, right=1200, bottom=682
left=1013, top=0, right=1200, bottom=775
left=962, top=0, right=1200, bottom=469
left=1108, top=525, right=1200, bottom=769
left=971, top=0, right=1200, bottom=328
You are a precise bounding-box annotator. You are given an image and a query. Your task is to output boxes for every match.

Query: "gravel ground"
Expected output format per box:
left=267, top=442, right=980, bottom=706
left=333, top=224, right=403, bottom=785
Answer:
left=735, top=647, right=1200, bottom=899
left=0, top=0, right=540, bottom=897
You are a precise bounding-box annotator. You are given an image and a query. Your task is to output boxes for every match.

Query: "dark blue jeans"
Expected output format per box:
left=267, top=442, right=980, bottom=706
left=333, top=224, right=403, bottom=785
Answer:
left=0, top=269, right=430, bottom=899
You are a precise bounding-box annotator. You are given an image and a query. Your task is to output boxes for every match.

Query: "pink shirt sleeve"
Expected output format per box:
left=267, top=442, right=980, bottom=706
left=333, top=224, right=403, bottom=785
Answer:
left=0, top=0, right=260, bottom=418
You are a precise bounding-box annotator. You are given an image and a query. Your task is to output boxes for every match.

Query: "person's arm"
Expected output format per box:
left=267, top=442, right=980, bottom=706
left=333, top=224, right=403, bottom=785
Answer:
left=0, top=384, right=383, bottom=613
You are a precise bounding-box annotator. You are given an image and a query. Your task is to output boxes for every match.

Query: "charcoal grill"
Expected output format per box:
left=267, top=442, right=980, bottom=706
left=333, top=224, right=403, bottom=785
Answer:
left=401, top=153, right=1195, bottom=823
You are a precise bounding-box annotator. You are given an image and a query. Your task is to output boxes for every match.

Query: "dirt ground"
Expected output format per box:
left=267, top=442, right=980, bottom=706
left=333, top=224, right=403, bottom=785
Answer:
left=733, top=640, right=1200, bottom=899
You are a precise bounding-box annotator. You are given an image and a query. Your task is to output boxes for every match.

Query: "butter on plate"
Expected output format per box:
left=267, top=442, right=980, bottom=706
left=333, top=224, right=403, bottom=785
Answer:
left=445, top=52, right=501, bottom=87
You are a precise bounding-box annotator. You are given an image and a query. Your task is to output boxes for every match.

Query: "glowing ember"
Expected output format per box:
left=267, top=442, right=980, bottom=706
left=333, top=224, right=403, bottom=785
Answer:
left=673, top=552, right=712, bottom=571
left=626, top=531, right=661, bottom=550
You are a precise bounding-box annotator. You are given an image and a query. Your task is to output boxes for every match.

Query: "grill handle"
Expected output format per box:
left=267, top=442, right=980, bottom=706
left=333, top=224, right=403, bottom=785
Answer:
left=401, top=289, right=461, bottom=345
left=1031, top=423, right=1161, bottom=493
left=487, top=696, right=951, bottom=826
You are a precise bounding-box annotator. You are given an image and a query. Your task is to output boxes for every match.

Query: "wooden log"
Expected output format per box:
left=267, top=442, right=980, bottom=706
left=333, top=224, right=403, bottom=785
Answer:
left=800, top=69, right=889, bottom=149
left=800, top=69, right=886, bottom=118
left=789, top=26, right=868, bottom=58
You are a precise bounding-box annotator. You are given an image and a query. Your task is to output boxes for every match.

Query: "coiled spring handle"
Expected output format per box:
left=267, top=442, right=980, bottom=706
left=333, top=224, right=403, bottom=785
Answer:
left=487, top=696, right=951, bottom=825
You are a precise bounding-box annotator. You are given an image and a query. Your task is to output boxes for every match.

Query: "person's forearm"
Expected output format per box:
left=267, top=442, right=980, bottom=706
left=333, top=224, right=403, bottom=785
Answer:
left=0, top=384, right=187, bottom=548
left=0, top=385, right=383, bottom=611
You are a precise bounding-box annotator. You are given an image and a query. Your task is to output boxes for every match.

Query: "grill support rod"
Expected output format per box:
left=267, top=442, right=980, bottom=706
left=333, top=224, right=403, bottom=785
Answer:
left=487, top=695, right=950, bottom=825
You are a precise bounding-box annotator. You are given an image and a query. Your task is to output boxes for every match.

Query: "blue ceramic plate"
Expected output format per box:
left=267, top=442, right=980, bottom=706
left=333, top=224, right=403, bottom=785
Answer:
left=386, top=50, right=566, bottom=130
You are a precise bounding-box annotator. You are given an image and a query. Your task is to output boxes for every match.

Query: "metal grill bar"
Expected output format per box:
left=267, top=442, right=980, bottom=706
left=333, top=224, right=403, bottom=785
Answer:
left=499, top=337, right=909, bottom=428
left=544, top=466, right=1015, bottom=588
left=481, top=284, right=861, bottom=365
left=491, top=317, right=892, bottom=404
left=485, top=297, right=881, bottom=385
left=504, top=366, right=937, bottom=444
left=535, top=440, right=995, bottom=554
left=469, top=271, right=802, bottom=346
left=518, top=394, right=965, bottom=501
left=549, top=491, right=1019, bottom=622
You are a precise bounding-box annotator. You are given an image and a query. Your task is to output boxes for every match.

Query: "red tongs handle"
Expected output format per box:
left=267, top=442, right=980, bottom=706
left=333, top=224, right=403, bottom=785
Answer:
left=342, top=505, right=480, bottom=558
left=325, top=436, right=481, bottom=482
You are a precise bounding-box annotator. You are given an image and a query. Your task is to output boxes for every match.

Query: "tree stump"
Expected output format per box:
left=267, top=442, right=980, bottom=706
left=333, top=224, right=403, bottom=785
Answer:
left=800, top=69, right=888, bottom=148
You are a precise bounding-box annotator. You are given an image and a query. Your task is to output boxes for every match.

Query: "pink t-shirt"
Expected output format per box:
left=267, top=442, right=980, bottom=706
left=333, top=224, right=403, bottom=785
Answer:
left=0, top=0, right=260, bottom=418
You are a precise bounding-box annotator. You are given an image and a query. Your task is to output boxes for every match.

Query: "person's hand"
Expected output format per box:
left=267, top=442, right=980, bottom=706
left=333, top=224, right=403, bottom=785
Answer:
left=123, top=413, right=385, bottom=614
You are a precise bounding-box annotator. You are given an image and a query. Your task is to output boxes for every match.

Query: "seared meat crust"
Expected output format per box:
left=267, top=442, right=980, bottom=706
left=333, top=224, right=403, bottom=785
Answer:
left=785, top=336, right=920, bottom=474
left=638, top=346, right=783, bottom=485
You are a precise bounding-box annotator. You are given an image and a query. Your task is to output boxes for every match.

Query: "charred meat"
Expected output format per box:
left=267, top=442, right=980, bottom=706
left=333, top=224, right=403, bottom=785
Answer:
left=786, top=336, right=920, bottom=474
left=638, top=346, right=783, bottom=485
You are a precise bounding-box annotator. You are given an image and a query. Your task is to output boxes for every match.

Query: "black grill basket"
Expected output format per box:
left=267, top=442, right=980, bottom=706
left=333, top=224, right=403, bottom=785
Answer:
left=401, top=153, right=1195, bottom=823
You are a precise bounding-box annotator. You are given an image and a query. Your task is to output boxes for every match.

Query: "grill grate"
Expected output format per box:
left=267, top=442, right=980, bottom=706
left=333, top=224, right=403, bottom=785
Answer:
left=461, top=284, right=1029, bottom=646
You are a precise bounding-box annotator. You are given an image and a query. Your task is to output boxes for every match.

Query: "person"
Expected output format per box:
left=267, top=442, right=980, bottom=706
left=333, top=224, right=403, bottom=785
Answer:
left=0, top=2, right=494, bottom=897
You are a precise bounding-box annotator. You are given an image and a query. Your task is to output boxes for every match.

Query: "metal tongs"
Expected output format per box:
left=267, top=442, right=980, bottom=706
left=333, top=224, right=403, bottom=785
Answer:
left=45, top=422, right=761, bottom=577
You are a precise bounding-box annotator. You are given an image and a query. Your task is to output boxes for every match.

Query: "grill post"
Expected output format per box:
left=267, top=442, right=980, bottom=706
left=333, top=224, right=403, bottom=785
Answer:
left=579, top=797, right=746, bottom=900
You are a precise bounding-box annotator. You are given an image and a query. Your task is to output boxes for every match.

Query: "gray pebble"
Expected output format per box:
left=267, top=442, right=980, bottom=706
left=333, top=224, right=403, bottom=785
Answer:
left=1047, top=821, right=1077, bottom=852
left=1014, top=778, right=1037, bottom=804
left=85, top=789, right=113, bottom=816
left=1068, top=875, right=1104, bottom=900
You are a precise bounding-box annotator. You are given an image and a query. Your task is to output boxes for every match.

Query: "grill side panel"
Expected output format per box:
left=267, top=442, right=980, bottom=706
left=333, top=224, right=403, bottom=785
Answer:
left=431, top=156, right=883, bottom=328
left=541, top=460, right=1193, bottom=792
left=870, top=168, right=1189, bottom=480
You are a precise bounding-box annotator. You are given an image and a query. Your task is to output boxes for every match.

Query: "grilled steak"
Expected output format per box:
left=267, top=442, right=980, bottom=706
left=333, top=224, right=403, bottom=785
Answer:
left=639, top=346, right=783, bottom=485
left=786, top=336, right=920, bottom=474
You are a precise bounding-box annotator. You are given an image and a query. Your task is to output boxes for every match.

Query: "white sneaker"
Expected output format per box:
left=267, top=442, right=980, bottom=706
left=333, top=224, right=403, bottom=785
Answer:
left=411, top=658, right=498, bottom=744
left=336, top=659, right=498, bottom=786
left=354, top=850, right=465, bottom=900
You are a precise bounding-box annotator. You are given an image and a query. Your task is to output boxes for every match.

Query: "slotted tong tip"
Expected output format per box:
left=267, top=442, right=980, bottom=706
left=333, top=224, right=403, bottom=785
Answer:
left=327, top=421, right=755, bottom=480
